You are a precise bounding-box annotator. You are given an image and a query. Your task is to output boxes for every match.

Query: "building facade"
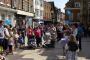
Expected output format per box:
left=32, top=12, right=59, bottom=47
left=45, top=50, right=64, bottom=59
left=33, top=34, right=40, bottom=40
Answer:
left=57, top=9, right=61, bottom=22
left=33, top=0, right=44, bottom=20
left=0, top=0, right=16, bottom=26
left=11, top=0, right=34, bottom=27
left=0, top=0, right=34, bottom=27
left=43, top=1, right=52, bottom=21
left=65, top=0, right=80, bottom=23
left=48, top=2, right=57, bottom=23
left=80, top=0, right=90, bottom=28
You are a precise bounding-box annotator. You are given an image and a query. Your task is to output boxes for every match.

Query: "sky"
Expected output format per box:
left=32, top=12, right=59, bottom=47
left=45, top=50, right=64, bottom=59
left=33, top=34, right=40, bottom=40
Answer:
left=46, top=0, right=68, bottom=12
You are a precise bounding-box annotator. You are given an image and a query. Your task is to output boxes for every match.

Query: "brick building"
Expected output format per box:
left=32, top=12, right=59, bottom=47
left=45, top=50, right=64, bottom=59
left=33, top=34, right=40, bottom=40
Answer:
left=43, top=1, right=58, bottom=24
left=43, top=1, right=52, bottom=21
left=65, top=0, right=80, bottom=23
left=80, top=0, right=90, bottom=28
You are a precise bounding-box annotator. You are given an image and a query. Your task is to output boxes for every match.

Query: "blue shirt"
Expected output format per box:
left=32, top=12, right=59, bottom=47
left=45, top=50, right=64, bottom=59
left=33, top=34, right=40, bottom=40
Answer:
left=4, top=19, right=12, bottom=25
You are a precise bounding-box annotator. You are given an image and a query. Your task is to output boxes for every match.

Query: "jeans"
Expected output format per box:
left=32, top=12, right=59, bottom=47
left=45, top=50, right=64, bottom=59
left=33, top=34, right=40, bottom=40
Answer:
left=0, top=39, right=4, bottom=46
left=66, top=51, right=77, bottom=60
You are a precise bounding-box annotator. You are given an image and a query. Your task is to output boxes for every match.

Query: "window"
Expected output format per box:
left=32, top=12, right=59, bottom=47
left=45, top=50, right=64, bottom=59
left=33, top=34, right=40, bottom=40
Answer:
left=77, top=13, right=80, bottom=20
left=75, top=2, right=80, bottom=8
left=7, top=15, right=11, bottom=20
left=40, top=10, right=43, bottom=17
left=35, top=0, right=39, bottom=5
left=35, top=9, right=39, bottom=17
left=40, top=0, right=43, bottom=7
left=11, top=0, right=17, bottom=9
left=1, top=14, right=5, bottom=20
left=69, top=13, right=73, bottom=20
left=6, top=0, right=11, bottom=6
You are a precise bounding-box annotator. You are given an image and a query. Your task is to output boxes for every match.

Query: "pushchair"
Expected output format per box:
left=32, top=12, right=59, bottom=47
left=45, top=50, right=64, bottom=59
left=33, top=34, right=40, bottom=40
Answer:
left=43, top=32, right=52, bottom=48
left=0, top=46, right=6, bottom=60
left=28, top=36, right=36, bottom=49
left=59, top=38, right=68, bottom=56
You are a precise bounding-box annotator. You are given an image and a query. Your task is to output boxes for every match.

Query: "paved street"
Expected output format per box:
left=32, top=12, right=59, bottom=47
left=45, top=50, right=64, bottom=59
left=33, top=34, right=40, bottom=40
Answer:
left=6, top=37, right=90, bottom=60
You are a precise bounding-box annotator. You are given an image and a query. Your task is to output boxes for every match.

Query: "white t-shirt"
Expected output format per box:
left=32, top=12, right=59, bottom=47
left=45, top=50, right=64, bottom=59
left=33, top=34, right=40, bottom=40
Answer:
left=15, top=34, right=19, bottom=39
left=73, top=28, right=78, bottom=37
left=4, top=28, right=10, bottom=37
left=0, top=26, right=4, bottom=39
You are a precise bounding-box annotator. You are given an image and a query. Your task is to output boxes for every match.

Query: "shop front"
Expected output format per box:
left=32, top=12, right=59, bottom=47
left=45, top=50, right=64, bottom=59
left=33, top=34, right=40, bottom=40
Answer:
left=0, top=6, right=16, bottom=27
left=15, top=10, right=34, bottom=40
left=15, top=10, right=34, bottom=28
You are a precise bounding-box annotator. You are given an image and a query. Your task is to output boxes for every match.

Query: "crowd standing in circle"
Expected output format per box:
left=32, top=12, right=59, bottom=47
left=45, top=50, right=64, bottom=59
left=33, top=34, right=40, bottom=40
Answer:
left=0, top=19, right=85, bottom=60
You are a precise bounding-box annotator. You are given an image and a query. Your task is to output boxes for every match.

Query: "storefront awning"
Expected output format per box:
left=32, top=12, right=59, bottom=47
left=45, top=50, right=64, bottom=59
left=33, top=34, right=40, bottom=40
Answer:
left=17, top=10, right=34, bottom=17
left=0, top=6, right=16, bottom=12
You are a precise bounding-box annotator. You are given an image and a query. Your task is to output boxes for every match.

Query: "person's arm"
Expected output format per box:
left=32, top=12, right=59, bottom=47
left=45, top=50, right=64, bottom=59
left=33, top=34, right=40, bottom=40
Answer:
left=73, top=28, right=78, bottom=37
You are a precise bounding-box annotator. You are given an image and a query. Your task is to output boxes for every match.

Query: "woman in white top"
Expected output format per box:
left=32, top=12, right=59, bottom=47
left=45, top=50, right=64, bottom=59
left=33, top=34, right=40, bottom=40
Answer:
left=71, top=24, right=78, bottom=38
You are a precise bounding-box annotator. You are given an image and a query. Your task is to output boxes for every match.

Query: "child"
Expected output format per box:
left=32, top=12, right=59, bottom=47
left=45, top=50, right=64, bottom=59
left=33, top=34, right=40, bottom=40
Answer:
left=18, top=33, right=24, bottom=48
left=66, top=34, right=78, bottom=60
left=8, top=28, right=14, bottom=54
left=60, top=31, right=71, bottom=56
left=14, top=31, right=19, bottom=49
left=43, top=30, right=51, bottom=48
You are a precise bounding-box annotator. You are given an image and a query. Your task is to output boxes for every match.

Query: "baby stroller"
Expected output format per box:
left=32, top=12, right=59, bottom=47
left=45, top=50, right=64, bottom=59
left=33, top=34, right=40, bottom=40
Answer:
left=43, top=31, right=52, bottom=48
left=28, top=36, right=36, bottom=49
left=0, top=46, right=6, bottom=60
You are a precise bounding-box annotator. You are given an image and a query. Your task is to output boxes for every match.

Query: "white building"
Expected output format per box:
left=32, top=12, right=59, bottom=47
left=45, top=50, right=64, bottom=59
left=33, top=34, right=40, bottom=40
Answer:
left=33, top=0, right=44, bottom=20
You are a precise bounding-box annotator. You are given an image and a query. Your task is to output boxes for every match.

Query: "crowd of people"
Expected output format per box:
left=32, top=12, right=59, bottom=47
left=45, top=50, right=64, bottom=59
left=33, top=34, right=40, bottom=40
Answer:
left=0, top=19, right=85, bottom=60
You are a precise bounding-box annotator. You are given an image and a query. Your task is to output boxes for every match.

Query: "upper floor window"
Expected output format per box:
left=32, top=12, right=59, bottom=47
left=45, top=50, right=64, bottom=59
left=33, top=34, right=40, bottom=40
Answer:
left=40, top=0, right=43, bottom=7
left=75, top=2, right=80, bottom=8
left=0, top=0, right=4, bottom=5
left=1, top=14, right=5, bottom=20
left=40, top=10, right=43, bottom=17
left=35, top=0, right=39, bottom=5
left=35, top=9, right=39, bottom=17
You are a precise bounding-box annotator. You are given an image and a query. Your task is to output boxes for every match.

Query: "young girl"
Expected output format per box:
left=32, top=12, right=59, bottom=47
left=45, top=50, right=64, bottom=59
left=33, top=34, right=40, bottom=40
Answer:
left=66, top=34, right=78, bottom=60
left=14, top=31, right=19, bottom=49
left=8, top=28, right=14, bottom=54
left=60, top=31, right=71, bottom=56
left=18, top=32, right=24, bottom=48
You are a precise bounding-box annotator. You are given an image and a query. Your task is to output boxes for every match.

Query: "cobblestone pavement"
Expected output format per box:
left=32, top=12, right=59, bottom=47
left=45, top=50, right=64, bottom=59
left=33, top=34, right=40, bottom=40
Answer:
left=6, top=37, right=90, bottom=60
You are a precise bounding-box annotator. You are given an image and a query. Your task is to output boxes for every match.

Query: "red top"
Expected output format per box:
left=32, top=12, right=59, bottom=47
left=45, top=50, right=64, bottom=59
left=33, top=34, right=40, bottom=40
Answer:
left=34, top=28, right=41, bottom=38
left=27, top=28, right=33, bottom=37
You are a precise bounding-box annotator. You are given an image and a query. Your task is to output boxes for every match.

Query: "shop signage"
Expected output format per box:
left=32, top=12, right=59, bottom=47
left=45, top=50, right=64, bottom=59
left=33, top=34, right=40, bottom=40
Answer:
left=17, top=10, right=34, bottom=17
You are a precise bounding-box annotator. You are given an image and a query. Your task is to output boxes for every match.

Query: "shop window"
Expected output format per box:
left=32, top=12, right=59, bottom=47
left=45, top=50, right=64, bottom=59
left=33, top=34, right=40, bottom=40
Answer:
left=8, top=15, right=12, bottom=20
left=1, top=14, right=5, bottom=20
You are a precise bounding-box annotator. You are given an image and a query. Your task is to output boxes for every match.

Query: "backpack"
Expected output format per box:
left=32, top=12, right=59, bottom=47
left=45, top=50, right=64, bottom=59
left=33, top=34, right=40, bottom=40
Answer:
left=18, top=36, right=24, bottom=44
left=68, top=42, right=78, bottom=51
left=77, top=27, right=84, bottom=37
